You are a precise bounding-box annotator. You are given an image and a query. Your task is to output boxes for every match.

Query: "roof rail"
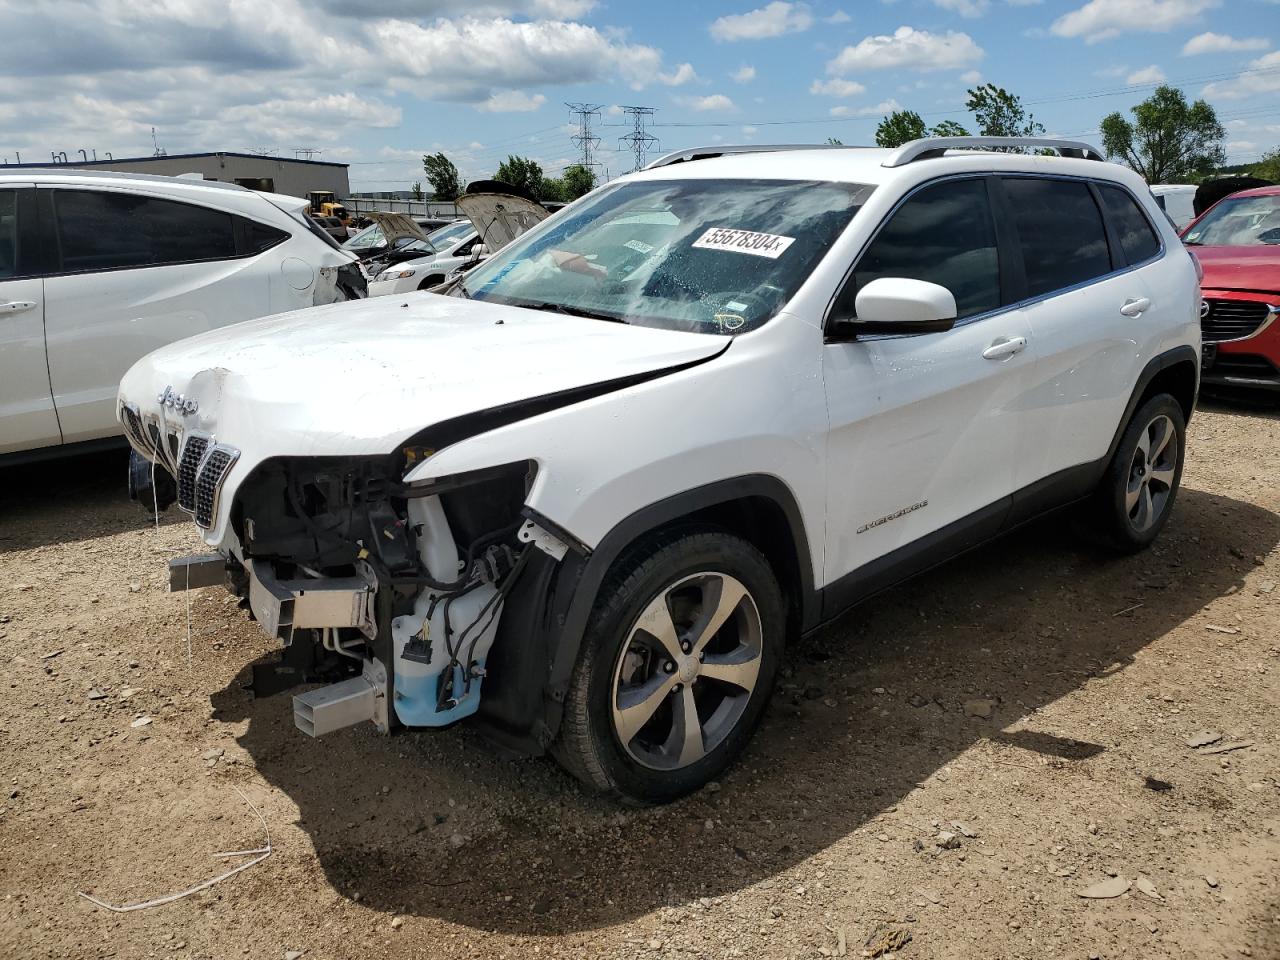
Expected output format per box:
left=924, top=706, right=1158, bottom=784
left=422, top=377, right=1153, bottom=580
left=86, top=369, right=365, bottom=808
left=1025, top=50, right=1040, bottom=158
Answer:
left=883, top=136, right=1105, bottom=167
left=644, top=143, right=855, bottom=170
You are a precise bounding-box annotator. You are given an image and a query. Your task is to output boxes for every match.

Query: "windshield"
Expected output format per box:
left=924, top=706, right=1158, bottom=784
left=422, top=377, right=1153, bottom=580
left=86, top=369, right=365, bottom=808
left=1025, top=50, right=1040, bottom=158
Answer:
left=1184, top=194, right=1280, bottom=246
left=427, top=220, right=474, bottom=248
left=344, top=223, right=385, bottom=249
left=460, top=178, right=871, bottom=335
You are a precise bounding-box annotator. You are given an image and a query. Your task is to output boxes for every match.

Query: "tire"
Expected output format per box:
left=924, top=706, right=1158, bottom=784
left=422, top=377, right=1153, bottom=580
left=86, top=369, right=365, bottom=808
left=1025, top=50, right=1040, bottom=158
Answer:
left=417, top=275, right=444, bottom=291
left=1080, top=393, right=1185, bottom=553
left=553, top=530, right=785, bottom=805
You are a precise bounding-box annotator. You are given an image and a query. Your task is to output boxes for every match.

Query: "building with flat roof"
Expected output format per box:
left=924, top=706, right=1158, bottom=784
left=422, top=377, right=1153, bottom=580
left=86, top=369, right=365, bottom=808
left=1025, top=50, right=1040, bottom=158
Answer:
left=9, top=152, right=349, bottom=199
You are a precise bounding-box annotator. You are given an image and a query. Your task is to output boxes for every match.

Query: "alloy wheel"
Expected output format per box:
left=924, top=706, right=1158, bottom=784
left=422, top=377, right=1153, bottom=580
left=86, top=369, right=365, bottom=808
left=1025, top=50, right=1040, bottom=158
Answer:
left=1126, top=413, right=1178, bottom=533
left=609, top=572, right=763, bottom=771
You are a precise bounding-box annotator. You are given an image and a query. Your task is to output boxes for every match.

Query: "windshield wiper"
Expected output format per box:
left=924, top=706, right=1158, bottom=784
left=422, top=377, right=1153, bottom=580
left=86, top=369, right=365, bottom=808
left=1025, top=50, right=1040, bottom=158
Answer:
left=521, top=301, right=629, bottom=324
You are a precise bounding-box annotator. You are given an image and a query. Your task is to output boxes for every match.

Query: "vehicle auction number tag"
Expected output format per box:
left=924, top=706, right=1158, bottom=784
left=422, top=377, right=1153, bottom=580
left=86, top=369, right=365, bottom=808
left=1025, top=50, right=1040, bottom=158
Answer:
left=692, top=227, right=795, bottom=259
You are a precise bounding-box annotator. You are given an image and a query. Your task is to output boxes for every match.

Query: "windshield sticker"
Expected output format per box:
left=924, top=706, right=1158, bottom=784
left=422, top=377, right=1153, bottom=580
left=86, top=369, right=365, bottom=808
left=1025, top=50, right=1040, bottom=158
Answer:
left=692, top=227, right=796, bottom=259
left=724, top=300, right=749, bottom=312
left=624, top=239, right=655, bottom=254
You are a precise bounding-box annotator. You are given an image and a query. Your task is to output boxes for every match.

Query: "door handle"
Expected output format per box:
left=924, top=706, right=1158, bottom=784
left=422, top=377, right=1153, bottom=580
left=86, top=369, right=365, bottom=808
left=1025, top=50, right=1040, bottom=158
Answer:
left=0, top=300, right=37, bottom=314
left=1120, top=297, right=1151, bottom=317
left=982, top=335, right=1028, bottom=360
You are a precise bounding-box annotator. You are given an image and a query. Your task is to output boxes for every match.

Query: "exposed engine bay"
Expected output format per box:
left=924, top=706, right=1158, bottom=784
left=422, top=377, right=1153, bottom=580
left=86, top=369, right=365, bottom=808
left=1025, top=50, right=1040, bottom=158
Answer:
left=166, top=451, right=554, bottom=738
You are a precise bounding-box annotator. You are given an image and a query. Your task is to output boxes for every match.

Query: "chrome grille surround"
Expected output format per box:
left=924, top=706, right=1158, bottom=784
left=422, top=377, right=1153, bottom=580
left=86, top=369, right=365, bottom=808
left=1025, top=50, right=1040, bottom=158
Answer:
left=119, top=402, right=154, bottom=460
left=1200, top=299, right=1278, bottom=343
left=175, top=433, right=239, bottom=529
left=195, top=446, right=238, bottom=529
left=176, top=434, right=210, bottom=514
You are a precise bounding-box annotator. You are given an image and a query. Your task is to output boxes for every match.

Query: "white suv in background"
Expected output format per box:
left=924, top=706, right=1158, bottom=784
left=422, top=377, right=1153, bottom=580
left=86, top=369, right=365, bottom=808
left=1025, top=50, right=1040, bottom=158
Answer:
left=119, top=138, right=1199, bottom=804
left=0, top=171, right=363, bottom=461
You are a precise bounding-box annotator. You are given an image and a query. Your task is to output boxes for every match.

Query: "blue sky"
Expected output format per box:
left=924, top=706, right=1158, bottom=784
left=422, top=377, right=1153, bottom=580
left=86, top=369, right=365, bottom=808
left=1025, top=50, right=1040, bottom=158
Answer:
left=2, top=1, right=1277, bottom=191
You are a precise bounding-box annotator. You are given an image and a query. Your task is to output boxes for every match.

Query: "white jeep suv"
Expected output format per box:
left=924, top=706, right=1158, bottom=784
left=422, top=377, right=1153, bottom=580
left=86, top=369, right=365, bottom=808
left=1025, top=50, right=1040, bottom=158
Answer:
left=0, top=170, right=363, bottom=461
left=118, top=138, right=1199, bottom=804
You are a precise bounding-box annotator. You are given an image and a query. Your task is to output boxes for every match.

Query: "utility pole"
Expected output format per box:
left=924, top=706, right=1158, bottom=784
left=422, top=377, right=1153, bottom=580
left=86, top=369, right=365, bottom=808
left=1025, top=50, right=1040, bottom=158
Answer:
left=619, top=106, right=659, bottom=173
left=565, top=102, right=603, bottom=177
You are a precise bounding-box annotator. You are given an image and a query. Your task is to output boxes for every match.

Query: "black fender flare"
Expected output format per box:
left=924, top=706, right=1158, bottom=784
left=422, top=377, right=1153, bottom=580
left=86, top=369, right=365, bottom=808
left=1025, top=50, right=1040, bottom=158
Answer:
left=1104, top=344, right=1199, bottom=465
left=532, top=474, right=816, bottom=745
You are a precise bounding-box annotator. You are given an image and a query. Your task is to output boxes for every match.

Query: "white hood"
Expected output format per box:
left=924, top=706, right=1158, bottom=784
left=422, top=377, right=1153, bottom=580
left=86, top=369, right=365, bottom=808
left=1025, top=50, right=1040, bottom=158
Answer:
left=118, top=295, right=726, bottom=541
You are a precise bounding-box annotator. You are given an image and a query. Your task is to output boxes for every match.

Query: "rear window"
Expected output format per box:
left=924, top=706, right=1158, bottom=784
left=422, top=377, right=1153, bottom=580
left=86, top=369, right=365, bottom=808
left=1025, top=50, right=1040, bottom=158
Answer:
left=1004, top=178, right=1112, bottom=298
left=1098, top=185, right=1161, bottom=265
left=54, top=190, right=237, bottom=272
left=0, top=190, right=16, bottom=280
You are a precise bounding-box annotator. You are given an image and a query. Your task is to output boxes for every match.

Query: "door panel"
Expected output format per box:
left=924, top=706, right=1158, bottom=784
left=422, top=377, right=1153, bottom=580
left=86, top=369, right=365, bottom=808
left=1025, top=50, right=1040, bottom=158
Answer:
left=822, top=316, right=1033, bottom=587
left=821, top=175, right=1034, bottom=592
left=999, top=177, right=1150, bottom=488
left=0, top=185, right=59, bottom=455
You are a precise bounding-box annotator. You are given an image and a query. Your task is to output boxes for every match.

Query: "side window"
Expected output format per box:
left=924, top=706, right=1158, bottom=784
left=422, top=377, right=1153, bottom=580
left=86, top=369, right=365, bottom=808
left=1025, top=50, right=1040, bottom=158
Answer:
left=245, top=219, right=289, bottom=254
left=53, top=190, right=237, bottom=273
left=841, top=178, right=1000, bottom=321
left=0, top=190, right=16, bottom=280
left=1098, top=184, right=1161, bottom=265
left=1003, top=178, right=1112, bottom=298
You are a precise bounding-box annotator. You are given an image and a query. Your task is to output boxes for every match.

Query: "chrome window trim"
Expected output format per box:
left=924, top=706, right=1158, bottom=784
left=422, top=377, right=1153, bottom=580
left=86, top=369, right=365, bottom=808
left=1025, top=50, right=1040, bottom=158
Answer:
left=823, top=170, right=1169, bottom=339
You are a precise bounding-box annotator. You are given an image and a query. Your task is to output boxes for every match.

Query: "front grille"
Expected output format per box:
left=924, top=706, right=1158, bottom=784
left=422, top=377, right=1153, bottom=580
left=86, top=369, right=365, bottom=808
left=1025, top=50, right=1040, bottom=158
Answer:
left=1201, top=299, right=1273, bottom=342
left=195, top=448, right=237, bottom=528
left=120, top=403, right=151, bottom=456
left=177, top=436, right=209, bottom=513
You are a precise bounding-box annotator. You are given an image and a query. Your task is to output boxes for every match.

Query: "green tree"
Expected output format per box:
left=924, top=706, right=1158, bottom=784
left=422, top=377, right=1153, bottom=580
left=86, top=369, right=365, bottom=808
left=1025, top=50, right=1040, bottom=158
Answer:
left=421, top=152, right=462, bottom=201
left=929, top=119, right=971, bottom=138
left=826, top=137, right=844, bottom=145
left=410, top=181, right=424, bottom=202
left=965, top=83, right=1044, bottom=139
left=875, top=110, right=927, bottom=148
left=1100, top=85, right=1226, bottom=184
left=1249, top=146, right=1280, bottom=182
left=559, top=164, right=597, bottom=200
left=494, top=154, right=547, bottom=197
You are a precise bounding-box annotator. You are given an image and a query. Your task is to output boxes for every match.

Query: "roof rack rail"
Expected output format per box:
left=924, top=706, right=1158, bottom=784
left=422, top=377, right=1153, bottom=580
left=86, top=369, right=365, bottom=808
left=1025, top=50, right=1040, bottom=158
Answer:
left=644, top=143, right=854, bottom=170
left=883, top=136, right=1105, bottom=168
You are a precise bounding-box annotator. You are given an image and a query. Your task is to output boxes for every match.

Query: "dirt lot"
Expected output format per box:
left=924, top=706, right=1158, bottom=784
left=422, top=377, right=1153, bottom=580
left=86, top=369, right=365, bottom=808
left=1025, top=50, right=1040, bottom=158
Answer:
left=2, top=398, right=1278, bottom=960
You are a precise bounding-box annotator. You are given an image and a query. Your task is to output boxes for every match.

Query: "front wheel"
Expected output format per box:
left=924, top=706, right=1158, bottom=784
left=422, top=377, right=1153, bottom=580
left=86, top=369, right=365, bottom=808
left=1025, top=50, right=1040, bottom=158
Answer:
left=553, top=531, right=784, bottom=804
left=1080, top=393, right=1185, bottom=553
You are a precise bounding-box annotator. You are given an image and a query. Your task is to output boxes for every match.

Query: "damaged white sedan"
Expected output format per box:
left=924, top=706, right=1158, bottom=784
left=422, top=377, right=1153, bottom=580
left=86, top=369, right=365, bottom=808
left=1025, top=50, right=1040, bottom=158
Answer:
left=118, top=139, right=1199, bottom=803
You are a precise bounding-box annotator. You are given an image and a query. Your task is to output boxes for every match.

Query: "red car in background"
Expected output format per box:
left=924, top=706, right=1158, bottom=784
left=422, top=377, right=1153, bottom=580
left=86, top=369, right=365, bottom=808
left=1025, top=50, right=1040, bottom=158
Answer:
left=1182, top=185, right=1280, bottom=393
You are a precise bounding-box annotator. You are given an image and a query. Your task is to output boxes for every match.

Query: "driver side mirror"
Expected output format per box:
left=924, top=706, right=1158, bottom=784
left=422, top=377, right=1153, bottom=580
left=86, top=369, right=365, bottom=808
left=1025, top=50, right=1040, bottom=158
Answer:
left=828, top=277, right=958, bottom=340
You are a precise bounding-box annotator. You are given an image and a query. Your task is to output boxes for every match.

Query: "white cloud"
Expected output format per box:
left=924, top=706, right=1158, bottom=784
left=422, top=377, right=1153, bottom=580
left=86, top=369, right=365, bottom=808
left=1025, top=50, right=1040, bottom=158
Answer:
left=710, top=2, right=814, bottom=41
left=1095, top=63, right=1129, bottom=77
left=607, top=103, right=625, bottom=116
left=742, top=124, right=759, bottom=135
left=830, top=98, right=900, bottom=117
left=1126, top=64, right=1166, bottom=83
left=1181, top=31, right=1270, bottom=55
left=732, top=64, right=757, bottom=82
left=678, top=93, right=738, bottom=111
left=477, top=90, right=546, bottom=112
left=1225, top=140, right=1256, bottom=153
left=960, top=69, right=982, bottom=83
left=934, top=0, right=990, bottom=17
left=1202, top=49, right=1280, bottom=99
left=809, top=77, right=867, bottom=97
left=827, top=26, right=984, bottom=73
left=825, top=9, right=851, bottom=22
left=660, top=62, right=699, bottom=86
left=1004, top=0, right=1043, bottom=5
left=1051, top=0, right=1218, bottom=44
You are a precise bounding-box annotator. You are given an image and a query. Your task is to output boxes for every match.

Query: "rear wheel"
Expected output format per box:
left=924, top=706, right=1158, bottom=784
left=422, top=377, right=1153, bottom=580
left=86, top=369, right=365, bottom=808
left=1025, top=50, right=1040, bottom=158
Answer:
left=553, top=531, right=784, bottom=804
left=1080, top=393, right=1185, bottom=553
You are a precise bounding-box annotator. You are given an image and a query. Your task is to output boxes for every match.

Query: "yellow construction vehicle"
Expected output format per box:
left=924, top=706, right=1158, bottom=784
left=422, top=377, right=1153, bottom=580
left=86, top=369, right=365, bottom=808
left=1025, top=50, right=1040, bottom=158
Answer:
left=306, top=191, right=350, bottom=225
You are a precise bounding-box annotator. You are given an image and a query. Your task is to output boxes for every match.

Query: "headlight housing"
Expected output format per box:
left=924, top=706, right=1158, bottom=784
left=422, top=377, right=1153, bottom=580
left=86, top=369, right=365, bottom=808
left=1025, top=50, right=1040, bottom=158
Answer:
left=375, top=268, right=416, bottom=283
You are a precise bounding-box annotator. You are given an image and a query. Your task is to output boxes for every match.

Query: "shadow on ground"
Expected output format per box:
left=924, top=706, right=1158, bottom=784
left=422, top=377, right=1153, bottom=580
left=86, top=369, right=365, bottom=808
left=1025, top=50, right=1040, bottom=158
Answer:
left=0, top=447, right=185, bottom=552
left=212, top=487, right=1279, bottom=934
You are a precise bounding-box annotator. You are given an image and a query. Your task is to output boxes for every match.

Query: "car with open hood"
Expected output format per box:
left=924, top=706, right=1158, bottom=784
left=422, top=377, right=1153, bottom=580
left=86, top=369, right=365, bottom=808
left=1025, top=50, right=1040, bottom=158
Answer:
left=1182, top=183, right=1280, bottom=393
left=118, top=138, right=1199, bottom=803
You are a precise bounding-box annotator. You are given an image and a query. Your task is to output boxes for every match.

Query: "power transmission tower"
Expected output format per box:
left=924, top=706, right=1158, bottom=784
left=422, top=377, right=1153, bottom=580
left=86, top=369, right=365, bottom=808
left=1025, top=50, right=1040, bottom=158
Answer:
left=619, top=106, right=659, bottom=172
left=565, top=102, right=603, bottom=175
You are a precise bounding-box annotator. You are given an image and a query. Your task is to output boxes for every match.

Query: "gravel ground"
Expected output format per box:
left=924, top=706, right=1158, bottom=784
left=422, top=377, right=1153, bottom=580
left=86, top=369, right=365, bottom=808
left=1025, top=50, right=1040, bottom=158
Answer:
left=1, top=397, right=1278, bottom=960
